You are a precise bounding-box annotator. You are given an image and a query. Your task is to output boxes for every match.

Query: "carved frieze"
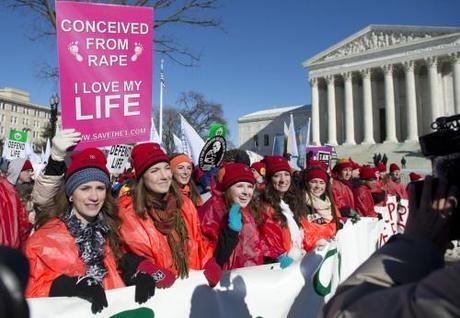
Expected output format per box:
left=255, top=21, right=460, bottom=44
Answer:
left=321, top=30, right=448, bottom=62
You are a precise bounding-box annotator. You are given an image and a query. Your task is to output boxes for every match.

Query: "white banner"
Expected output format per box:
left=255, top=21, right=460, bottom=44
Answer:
left=28, top=252, right=326, bottom=318
left=27, top=217, right=395, bottom=318
left=375, top=195, right=409, bottom=247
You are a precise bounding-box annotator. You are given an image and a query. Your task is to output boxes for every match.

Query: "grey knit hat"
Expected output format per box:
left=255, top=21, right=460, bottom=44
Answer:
left=65, top=167, right=110, bottom=197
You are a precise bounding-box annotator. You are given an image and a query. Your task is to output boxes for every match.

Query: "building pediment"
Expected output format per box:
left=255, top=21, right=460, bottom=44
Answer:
left=304, top=25, right=460, bottom=66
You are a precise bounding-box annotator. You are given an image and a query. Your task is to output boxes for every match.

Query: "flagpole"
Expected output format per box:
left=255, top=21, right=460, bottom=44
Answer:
left=159, top=59, right=164, bottom=143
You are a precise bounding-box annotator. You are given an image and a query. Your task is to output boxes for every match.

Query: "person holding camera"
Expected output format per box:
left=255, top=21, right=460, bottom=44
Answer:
left=323, top=176, right=460, bottom=317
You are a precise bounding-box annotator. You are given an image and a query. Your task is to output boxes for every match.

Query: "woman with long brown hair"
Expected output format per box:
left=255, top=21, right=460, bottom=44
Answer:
left=302, top=166, right=340, bottom=251
left=258, top=156, right=307, bottom=268
left=118, top=143, right=213, bottom=286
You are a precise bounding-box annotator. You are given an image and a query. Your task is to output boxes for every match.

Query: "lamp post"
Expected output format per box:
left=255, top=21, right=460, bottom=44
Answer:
left=49, top=94, right=59, bottom=140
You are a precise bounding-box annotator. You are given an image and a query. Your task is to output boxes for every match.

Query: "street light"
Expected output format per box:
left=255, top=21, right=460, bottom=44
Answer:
left=49, top=94, right=60, bottom=140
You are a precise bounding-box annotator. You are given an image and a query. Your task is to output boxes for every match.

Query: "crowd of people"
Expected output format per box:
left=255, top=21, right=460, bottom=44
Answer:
left=0, top=128, right=422, bottom=314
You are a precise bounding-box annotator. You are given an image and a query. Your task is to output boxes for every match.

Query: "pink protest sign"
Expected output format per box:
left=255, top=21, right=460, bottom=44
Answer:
left=56, top=1, right=153, bottom=149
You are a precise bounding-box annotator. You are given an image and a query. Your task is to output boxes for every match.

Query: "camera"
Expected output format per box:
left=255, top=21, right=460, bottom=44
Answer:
left=419, top=114, right=460, bottom=240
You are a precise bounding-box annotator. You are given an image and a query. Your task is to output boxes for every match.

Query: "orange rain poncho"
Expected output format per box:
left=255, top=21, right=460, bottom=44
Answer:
left=118, top=193, right=213, bottom=276
left=24, top=218, right=125, bottom=298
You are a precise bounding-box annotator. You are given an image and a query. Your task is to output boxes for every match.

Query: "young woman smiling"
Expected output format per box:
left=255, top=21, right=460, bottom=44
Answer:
left=302, top=166, right=340, bottom=251
left=199, top=162, right=263, bottom=273
left=25, top=148, right=156, bottom=313
left=258, top=156, right=306, bottom=268
left=169, top=153, right=203, bottom=207
left=118, top=143, right=213, bottom=286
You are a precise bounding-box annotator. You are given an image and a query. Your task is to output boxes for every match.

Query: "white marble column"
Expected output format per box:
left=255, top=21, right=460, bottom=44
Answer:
left=451, top=53, right=460, bottom=114
left=342, top=72, right=356, bottom=145
left=426, top=56, right=440, bottom=121
left=361, top=69, right=375, bottom=144
left=310, top=77, right=321, bottom=145
left=326, top=75, right=338, bottom=145
left=383, top=64, right=397, bottom=142
left=403, top=61, right=419, bottom=142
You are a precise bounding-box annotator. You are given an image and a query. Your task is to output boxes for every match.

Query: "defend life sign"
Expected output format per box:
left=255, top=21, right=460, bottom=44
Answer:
left=5, top=129, right=27, bottom=159
left=106, top=144, right=132, bottom=174
left=56, top=1, right=153, bottom=149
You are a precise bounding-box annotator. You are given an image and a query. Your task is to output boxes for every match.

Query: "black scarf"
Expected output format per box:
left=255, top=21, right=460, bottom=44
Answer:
left=63, top=209, right=109, bottom=284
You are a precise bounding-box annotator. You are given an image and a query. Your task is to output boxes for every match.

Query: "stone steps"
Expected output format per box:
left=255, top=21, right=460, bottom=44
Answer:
left=334, top=141, right=431, bottom=173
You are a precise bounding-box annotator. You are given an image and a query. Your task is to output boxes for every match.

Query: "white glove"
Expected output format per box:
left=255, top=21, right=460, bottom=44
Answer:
left=51, top=128, right=81, bottom=161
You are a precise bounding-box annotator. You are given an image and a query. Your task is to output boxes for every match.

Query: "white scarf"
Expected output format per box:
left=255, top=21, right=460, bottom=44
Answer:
left=279, top=199, right=304, bottom=251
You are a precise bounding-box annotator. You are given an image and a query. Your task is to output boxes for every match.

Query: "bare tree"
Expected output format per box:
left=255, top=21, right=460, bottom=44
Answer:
left=178, top=91, right=227, bottom=137
left=5, top=0, right=223, bottom=68
left=157, top=90, right=227, bottom=154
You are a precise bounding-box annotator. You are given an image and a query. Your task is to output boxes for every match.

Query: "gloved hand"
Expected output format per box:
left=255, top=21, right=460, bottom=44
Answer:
left=228, top=203, right=242, bottom=232
left=50, top=275, right=108, bottom=314
left=197, top=167, right=217, bottom=193
left=131, top=272, right=156, bottom=304
left=277, top=254, right=294, bottom=269
left=76, top=277, right=108, bottom=314
left=203, top=257, right=223, bottom=288
left=51, top=128, right=81, bottom=161
left=137, top=260, right=176, bottom=289
left=349, top=209, right=361, bottom=224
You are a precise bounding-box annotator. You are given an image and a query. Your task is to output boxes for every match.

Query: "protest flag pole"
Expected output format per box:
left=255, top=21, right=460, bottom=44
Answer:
left=159, top=59, right=165, bottom=143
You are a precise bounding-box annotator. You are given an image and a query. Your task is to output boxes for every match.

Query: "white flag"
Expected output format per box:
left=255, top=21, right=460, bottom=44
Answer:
left=284, top=122, right=289, bottom=138
left=44, top=139, right=51, bottom=162
left=25, top=139, right=34, bottom=159
left=287, top=114, right=299, bottom=169
left=180, top=114, right=204, bottom=165
left=150, top=118, right=161, bottom=144
left=173, top=134, right=184, bottom=153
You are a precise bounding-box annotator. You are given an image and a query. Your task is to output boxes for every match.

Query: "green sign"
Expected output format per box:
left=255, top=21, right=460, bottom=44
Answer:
left=9, top=129, right=28, bottom=142
left=208, top=123, right=227, bottom=139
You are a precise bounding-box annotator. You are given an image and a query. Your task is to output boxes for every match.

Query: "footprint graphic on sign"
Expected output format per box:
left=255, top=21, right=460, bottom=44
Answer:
left=68, top=41, right=84, bottom=62
left=131, top=43, right=143, bottom=62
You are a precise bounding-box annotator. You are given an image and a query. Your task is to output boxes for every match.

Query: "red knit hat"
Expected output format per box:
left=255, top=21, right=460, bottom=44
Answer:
left=307, top=159, right=329, bottom=171
left=65, top=148, right=109, bottom=180
left=131, top=143, right=169, bottom=178
left=264, top=156, right=291, bottom=177
left=360, top=165, right=378, bottom=180
left=21, top=160, right=33, bottom=171
left=219, top=162, right=255, bottom=191
left=349, top=158, right=360, bottom=170
left=409, top=172, right=422, bottom=182
left=250, top=161, right=266, bottom=177
left=334, top=159, right=352, bottom=172
left=304, top=167, right=329, bottom=183
left=376, top=162, right=387, bottom=173
left=389, top=163, right=400, bottom=172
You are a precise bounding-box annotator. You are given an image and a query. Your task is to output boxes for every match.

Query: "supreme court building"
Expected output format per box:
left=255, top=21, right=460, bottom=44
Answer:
left=303, top=25, right=460, bottom=146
